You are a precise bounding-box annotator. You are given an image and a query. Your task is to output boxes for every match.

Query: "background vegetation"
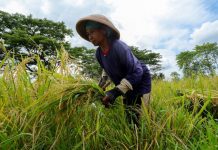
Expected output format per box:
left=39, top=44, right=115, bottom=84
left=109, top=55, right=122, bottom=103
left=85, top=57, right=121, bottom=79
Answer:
left=0, top=10, right=218, bottom=149
left=0, top=51, right=217, bottom=149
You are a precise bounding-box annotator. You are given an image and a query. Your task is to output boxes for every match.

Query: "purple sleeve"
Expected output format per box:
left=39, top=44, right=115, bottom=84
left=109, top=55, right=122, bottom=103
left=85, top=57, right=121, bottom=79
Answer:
left=115, top=42, right=143, bottom=86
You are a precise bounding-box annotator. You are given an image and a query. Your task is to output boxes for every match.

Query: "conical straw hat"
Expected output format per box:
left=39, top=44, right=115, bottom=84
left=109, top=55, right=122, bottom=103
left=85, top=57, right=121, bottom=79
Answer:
left=76, top=14, right=120, bottom=41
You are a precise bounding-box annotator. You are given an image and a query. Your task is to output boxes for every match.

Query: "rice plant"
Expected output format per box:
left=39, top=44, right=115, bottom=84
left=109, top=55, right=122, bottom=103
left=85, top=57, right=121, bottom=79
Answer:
left=0, top=49, right=217, bottom=149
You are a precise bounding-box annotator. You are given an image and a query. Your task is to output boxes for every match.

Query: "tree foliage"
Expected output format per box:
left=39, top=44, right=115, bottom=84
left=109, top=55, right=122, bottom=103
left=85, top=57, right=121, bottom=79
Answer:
left=170, top=71, right=180, bottom=81
left=151, top=72, right=165, bottom=80
left=130, top=46, right=162, bottom=73
left=176, top=42, right=218, bottom=77
left=68, top=47, right=101, bottom=79
left=0, top=10, right=73, bottom=71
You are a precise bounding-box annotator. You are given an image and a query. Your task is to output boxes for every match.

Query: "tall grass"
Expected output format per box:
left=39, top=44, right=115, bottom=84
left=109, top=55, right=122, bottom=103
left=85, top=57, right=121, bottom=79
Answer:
left=0, top=50, right=217, bottom=149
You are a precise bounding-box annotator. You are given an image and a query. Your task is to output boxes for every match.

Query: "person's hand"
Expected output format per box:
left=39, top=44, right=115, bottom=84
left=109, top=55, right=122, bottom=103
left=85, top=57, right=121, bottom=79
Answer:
left=102, top=87, right=123, bottom=108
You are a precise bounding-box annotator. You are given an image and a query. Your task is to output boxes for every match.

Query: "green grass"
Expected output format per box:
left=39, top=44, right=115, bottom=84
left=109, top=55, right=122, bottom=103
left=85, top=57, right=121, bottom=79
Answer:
left=0, top=54, right=218, bottom=149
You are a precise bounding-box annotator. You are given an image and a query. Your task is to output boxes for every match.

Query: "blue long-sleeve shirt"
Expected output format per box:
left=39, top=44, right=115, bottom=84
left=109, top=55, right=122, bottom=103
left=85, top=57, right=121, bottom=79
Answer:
left=96, top=39, right=151, bottom=95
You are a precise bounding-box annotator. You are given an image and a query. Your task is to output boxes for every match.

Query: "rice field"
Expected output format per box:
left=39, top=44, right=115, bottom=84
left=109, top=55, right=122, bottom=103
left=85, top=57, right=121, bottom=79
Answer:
left=0, top=53, right=218, bottom=149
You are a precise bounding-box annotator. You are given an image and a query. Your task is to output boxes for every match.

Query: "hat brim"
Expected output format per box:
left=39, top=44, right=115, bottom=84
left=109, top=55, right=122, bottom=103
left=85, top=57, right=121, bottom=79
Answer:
left=76, top=14, right=120, bottom=41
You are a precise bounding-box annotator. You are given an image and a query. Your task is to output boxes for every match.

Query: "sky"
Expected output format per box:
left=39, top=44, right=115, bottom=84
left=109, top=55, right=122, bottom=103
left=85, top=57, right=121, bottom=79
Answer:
left=0, top=0, right=218, bottom=78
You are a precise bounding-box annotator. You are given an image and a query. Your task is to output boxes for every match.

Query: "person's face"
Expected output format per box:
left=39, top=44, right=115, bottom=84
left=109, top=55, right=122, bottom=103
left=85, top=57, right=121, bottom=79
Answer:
left=86, top=28, right=106, bottom=46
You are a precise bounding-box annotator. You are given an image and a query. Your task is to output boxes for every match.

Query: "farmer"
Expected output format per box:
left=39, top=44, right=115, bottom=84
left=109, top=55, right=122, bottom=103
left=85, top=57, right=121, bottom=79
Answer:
left=76, top=14, right=151, bottom=124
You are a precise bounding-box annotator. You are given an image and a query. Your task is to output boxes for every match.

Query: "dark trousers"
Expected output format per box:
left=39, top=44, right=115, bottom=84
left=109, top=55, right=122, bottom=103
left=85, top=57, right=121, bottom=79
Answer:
left=123, top=91, right=142, bottom=126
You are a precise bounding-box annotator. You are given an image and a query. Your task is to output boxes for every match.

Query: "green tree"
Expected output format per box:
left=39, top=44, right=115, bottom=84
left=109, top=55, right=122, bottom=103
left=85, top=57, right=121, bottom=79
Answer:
left=170, top=71, right=180, bottom=81
left=176, top=42, right=218, bottom=77
left=0, top=10, right=73, bottom=71
left=151, top=72, right=165, bottom=80
left=68, top=47, right=101, bottom=79
left=130, top=46, right=162, bottom=73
